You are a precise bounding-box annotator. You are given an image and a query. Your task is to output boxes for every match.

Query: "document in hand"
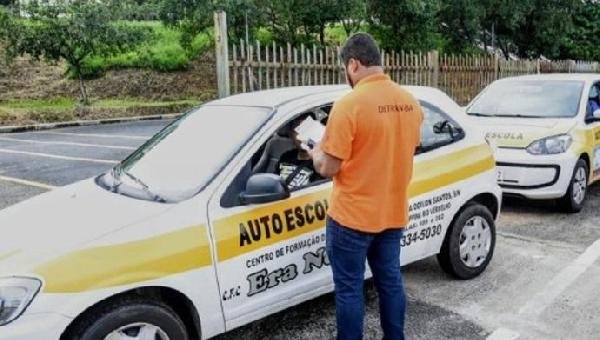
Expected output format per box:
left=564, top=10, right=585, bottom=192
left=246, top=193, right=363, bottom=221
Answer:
left=294, top=117, right=325, bottom=150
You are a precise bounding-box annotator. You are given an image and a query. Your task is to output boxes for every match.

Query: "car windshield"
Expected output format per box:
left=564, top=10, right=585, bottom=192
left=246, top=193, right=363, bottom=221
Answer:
left=103, top=105, right=272, bottom=202
left=467, top=80, right=584, bottom=118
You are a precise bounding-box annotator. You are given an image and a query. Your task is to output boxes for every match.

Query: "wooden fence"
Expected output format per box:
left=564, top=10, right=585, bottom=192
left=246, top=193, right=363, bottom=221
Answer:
left=225, top=39, right=600, bottom=105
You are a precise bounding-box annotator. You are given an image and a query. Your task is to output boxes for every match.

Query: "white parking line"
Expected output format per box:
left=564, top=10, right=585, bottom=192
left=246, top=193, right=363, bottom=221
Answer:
left=518, top=237, right=600, bottom=316
left=486, top=328, right=520, bottom=340
left=0, top=148, right=119, bottom=164
left=0, top=136, right=136, bottom=150
left=38, top=131, right=151, bottom=140
left=0, top=175, right=56, bottom=190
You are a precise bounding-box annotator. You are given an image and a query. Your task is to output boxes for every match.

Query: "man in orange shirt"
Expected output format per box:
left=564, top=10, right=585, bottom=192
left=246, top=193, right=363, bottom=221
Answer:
left=310, top=33, right=423, bottom=340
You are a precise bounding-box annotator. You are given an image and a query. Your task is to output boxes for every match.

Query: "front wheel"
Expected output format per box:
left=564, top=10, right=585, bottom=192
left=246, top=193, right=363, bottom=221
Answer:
left=559, top=159, right=588, bottom=213
left=65, top=297, right=189, bottom=340
left=437, top=203, right=496, bottom=280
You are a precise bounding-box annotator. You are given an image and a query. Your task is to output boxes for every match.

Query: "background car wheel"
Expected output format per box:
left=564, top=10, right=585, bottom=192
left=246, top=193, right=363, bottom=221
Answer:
left=66, top=297, right=189, bottom=340
left=437, top=203, right=496, bottom=280
left=559, top=159, right=588, bottom=213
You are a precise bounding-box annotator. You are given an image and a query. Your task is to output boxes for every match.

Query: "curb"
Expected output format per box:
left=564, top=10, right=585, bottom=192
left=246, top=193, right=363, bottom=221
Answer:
left=0, top=113, right=183, bottom=133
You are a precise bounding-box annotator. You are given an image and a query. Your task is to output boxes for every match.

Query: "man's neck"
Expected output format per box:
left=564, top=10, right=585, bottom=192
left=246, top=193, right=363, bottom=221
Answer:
left=355, top=67, right=385, bottom=85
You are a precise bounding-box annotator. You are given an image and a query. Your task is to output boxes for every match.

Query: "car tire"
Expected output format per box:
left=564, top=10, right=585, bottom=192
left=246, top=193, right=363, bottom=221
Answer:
left=437, top=203, right=496, bottom=280
left=65, top=297, right=189, bottom=340
left=559, top=159, right=588, bottom=213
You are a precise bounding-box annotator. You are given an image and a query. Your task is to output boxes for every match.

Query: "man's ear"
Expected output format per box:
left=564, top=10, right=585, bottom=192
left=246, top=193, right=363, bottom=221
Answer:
left=349, top=58, right=360, bottom=73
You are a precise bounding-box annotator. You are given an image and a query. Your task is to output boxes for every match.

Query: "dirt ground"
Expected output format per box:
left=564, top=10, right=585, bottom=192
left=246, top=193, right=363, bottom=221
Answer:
left=0, top=53, right=217, bottom=102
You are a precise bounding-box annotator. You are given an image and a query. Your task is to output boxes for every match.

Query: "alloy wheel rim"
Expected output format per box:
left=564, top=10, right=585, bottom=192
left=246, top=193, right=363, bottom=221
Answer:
left=459, top=216, right=492, bottom=268
left=104, top=322, right=170, bottom=340
left=572, top=167, right=587, bottom=205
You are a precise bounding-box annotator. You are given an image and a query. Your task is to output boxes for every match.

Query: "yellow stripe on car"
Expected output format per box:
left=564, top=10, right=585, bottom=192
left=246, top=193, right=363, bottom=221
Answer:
left=409, top=144, right=495, bottom=197
left=216, top=144, right=495, bottom=262
left=33, top=144, right=494, bottom=293
left=35, top=226, right=212, bottom=293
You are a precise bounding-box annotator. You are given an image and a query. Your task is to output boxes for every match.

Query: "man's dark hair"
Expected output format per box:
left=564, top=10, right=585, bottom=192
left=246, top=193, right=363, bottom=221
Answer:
left=340, top=33, right=381, bottom=67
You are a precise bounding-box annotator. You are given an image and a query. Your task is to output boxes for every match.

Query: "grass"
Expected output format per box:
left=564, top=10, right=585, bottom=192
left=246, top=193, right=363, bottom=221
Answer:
left=78, top=21, right=214, bottom=77
left=0, top=97, right=201, bottom=125
left=0, top=98, right=75, bottom=110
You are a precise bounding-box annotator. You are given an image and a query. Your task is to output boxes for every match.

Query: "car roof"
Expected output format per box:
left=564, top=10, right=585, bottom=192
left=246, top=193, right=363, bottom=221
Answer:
left=206, top=85, right=349, bottom=109
left=206, top=84, right=457, bottom=111
left=496, top=73, right=600, bottom=82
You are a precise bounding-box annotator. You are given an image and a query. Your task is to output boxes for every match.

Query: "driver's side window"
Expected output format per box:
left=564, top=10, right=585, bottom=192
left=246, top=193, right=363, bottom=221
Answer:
left=417, top=102, right=465, bottom=154
left=220, top=105, right=331, bottom=208
left=586, top=83, right=600, bottom=123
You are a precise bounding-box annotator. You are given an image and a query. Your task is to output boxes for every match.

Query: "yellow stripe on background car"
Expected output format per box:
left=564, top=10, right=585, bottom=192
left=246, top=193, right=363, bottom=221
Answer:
left=466, top=74, right=600, bottom=213
left=0, top=85, right=501, bottom=340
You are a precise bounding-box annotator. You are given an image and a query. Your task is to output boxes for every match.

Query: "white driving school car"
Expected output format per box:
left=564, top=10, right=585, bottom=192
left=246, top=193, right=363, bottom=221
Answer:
left=0, top=85, right=501, bottom=340
left=467, top=74, right=600, bottom=212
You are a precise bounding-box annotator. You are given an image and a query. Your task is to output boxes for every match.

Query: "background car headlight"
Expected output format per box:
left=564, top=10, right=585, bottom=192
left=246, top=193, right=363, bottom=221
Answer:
left=0, top=277, right=41, bottom=326
left=526, top=134, right=572, bottom=155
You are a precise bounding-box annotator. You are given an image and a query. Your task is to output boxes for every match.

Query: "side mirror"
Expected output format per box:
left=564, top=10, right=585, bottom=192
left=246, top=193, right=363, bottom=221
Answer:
left=433, top=120, right=454, bottom=136
left=240, top=173, right=290, bottom=205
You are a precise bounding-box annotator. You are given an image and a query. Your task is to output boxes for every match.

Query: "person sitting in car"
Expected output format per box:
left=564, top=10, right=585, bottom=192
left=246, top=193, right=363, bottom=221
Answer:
left=276, top=116, right=324, bottom=190
left=587, top=85, right=600, bottom=120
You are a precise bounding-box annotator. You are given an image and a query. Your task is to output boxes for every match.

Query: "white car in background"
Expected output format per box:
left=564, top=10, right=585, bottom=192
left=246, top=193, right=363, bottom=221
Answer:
left=0, top=85, right=500, bottom=339
left=466, top=74, right=600, bottom=212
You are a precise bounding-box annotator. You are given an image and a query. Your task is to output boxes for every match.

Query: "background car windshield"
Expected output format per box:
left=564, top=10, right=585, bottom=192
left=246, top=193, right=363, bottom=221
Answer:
left=467, top=80, right=584, bottom=118
left=118, top=105, right=271, bottom=201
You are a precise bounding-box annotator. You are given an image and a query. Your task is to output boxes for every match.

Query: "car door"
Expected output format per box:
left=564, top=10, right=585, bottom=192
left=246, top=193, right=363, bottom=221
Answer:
left=401, top=100, right=481, bottom=264
left=586, top=82, right=600, bottom=181
left=206, top=105, right=335, bottom=330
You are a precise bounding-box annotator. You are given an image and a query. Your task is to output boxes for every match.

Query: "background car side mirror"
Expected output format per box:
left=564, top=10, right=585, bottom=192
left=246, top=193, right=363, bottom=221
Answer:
left=240, top=173, right=290, bottom=205
left=433, top=120, right=456, bottom=137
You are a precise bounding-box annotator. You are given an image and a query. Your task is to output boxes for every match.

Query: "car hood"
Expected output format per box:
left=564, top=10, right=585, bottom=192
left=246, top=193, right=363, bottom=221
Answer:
left=0, top=179, right=171, bottom=276
left=470, top=117, right=577, bottom=148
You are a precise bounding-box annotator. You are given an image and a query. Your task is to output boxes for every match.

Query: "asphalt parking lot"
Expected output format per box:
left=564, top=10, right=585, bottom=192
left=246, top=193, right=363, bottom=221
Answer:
left=1, top=120, right=599, bottom=340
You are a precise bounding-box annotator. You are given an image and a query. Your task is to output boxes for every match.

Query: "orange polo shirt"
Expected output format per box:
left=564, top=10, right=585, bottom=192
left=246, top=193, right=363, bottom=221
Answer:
left=320, top=73, right=423, bottom=232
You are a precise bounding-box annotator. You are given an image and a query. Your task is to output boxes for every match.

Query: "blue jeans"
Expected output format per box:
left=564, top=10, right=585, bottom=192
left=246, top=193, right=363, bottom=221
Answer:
left=326, top=217, right=406, bottom=340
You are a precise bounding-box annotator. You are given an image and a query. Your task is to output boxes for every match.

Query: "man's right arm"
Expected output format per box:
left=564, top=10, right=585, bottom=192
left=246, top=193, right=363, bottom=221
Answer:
left=312, top=100, right=354, bottom=177
left=310, top=145, right=343, bottom=178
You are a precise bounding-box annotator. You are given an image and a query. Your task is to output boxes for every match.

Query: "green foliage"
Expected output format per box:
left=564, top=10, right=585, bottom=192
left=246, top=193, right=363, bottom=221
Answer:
left=159, top=0, right=255, bottom=50
left=563, top=0, right=600, bottom=61
left=106, top=0, right=161, bottom=21
left=367, top=0, right=441, bottom=51
left=190, top=29, right=214, bottom=58
left=0, top=1, right=149, bottom=104
left=438, top=0, right=485, bottom=54
left=254, top=27, right=275, bottom=46
left=325, top=26, right=349, bottom=46
left=75, top=23, right=213, bottom=77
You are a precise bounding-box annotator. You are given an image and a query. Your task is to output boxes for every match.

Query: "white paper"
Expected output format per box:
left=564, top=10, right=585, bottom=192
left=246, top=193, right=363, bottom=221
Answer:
left=294, top=117, right=325, bottom=150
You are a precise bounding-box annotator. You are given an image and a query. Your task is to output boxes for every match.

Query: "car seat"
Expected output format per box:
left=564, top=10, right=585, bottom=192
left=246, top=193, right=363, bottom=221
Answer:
left=251, top=126, right=297, bottom=175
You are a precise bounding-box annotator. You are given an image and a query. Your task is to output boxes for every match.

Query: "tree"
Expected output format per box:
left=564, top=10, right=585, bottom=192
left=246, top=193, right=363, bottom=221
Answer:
left=480, top=0, right=530, bottom=58
left=0, top=0, right=148, bottom=105
left=160, top=0, right=262, bottom=48
left=367, top=0, right=441, bottom=51
left=513, top=0, right=580, bottom=59
left=334, top=0, right=367, bottom=37
left=252, top=0, right=305, bottom=45
left=439, top=0, right=485, bottom=53
left=563, top=0, right=600, bottom=61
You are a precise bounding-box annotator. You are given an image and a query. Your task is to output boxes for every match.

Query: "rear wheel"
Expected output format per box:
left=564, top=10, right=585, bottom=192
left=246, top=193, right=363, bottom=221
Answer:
left=65, top=297, right=189, bottom=340
left=437, top=203, right=496, bottom=279
left=559, top=159, right=588, bottom=213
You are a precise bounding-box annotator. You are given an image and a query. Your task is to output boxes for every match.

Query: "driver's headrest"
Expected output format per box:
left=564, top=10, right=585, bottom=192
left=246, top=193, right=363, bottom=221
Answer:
left=590, top=86, right=599, bottom=99
left=276, top=125, right=294, bottom=138
left=276, top=115, right=309, bottom=138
